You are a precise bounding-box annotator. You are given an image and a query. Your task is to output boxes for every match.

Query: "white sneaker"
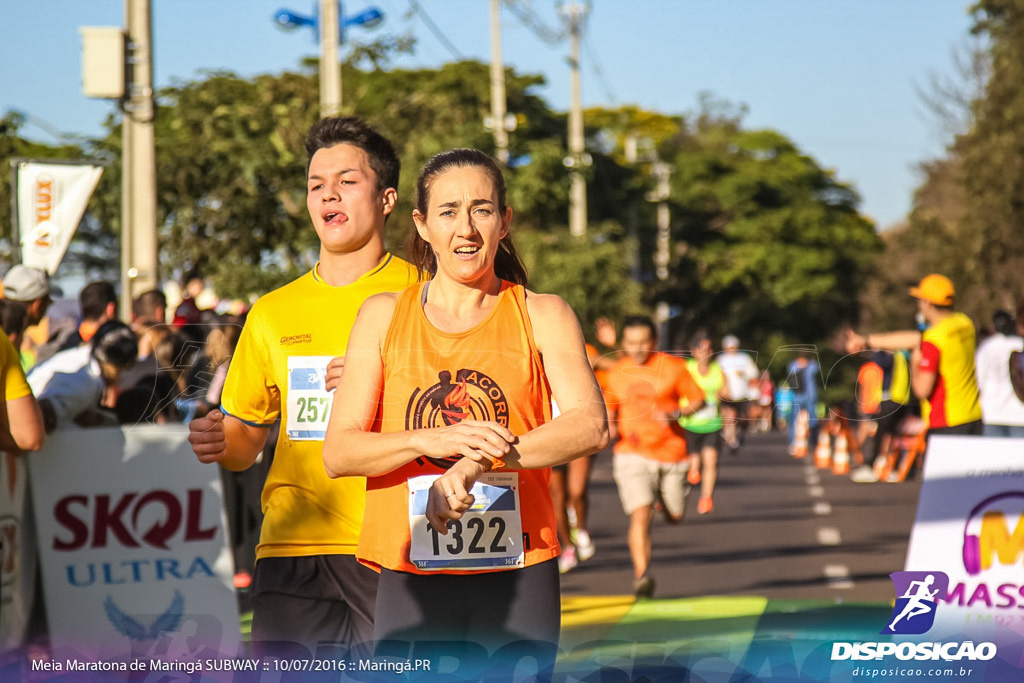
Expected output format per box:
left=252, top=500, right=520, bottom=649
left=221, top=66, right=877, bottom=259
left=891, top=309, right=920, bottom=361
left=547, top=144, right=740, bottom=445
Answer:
left=572, top=528, right=596, bottom=561
left=850, top=465, right=878, bottom=484
left=558, top=546, right=578, bottom=573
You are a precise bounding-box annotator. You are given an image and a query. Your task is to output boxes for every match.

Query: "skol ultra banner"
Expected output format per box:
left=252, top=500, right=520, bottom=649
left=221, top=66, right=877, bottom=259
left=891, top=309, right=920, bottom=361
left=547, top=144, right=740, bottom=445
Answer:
left=14, top=158, right=103, bottom=275
left=27, top=426, right=240, bottom=662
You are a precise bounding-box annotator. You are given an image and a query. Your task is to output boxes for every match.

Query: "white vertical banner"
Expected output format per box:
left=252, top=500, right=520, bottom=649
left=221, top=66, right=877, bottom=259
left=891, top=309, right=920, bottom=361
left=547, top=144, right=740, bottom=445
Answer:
left=904, top=436, right=1024, bottom=650
left=28, top=426, right=241, bottom=661
left=0, top=450, right=34, bottom=650
left=15, top=159, right=103, bottom=275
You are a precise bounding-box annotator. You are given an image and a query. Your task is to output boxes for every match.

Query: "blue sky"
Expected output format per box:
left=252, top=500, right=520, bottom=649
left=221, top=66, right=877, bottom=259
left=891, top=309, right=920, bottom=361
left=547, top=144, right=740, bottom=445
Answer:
left=0, top=0, right=975, bottom=229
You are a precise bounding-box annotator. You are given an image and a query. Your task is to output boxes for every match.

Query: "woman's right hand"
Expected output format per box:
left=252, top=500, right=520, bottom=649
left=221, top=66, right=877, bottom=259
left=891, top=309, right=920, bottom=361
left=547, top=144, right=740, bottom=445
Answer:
left=419, top=420, right=515, bottom=466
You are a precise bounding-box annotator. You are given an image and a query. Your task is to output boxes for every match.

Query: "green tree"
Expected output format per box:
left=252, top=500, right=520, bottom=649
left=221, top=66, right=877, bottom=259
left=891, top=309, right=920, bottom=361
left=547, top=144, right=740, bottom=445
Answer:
left=661, top=101, right=881, bottom=351
left=517, top=221, right=643, bottom=343
left=888, top=0, right=1024, bottom=324
left=952, top=0, right=1024, bottom=315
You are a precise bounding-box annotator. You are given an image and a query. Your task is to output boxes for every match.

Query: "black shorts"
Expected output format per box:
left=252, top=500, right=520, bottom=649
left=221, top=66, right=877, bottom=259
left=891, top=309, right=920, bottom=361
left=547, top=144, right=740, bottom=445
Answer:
left=928, top=420, right=983, bottom=437
left=373, top=559, right=561, bottom=678
left=720, top=399, right=750, bottom=417
left=873, top=401, right=907, bottom=438
left=684, top=429, right=722, bottom=453
left=250, top=554, right=378, bottom=657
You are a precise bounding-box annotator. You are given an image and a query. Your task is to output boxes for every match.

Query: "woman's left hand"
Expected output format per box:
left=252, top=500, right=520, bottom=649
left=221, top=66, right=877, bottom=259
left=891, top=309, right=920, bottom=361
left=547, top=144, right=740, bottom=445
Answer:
left=425, top=459, right=488, bottom=534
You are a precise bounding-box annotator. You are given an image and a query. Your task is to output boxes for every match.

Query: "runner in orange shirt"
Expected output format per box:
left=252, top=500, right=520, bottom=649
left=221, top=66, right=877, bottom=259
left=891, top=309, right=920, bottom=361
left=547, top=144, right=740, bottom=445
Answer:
left=601, top=316, right=705, bottom=597
left=323, top=148, right=608, bottom=675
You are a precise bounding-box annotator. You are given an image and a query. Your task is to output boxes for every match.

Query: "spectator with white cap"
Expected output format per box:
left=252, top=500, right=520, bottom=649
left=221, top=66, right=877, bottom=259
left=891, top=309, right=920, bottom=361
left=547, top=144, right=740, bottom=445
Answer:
left=0, top=265, right=52, bottom=362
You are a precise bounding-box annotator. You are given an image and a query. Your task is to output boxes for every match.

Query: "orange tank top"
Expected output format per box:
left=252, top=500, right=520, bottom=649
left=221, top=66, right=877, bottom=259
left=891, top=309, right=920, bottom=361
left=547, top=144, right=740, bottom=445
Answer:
left=357, top=281, right=559, bottom=574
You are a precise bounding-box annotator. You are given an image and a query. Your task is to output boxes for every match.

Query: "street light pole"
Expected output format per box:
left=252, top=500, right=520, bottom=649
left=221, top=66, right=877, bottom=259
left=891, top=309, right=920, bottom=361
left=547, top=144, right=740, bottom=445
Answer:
left=320, top=0, right=341, bottom=116
left=274, top=2, right=384, bottom=118
left=563, top=1, right=589, bottom=237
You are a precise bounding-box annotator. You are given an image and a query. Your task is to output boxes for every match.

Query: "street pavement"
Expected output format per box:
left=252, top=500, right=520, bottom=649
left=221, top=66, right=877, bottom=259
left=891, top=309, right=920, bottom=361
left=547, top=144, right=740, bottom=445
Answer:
left=554, top=429, right=929, bottom=681
left=558, top=429, right=923, bottom=603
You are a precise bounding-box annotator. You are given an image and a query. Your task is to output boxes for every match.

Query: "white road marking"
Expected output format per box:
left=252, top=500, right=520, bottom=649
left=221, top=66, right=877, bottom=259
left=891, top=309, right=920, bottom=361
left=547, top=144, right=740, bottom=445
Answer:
left=817, top=527, right=842, bottom=545
left=825, top=564, right=854, bottom=589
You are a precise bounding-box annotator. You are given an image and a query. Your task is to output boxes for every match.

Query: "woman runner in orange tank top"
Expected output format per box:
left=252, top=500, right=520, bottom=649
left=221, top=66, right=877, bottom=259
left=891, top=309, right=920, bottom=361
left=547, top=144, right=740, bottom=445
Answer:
left=323, top=149, right=609, bottom=677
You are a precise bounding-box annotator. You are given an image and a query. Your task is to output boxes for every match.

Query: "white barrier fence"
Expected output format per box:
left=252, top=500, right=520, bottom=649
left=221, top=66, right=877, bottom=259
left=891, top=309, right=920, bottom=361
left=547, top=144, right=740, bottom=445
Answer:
left=2, top=425, right=240, bottom=660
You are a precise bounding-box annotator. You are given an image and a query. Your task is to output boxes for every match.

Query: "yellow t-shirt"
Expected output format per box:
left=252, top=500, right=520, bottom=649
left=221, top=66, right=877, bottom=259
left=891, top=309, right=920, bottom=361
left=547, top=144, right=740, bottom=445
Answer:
left=221, top=255, right=420, bottom=559
left=919, top=312, right=982, bottom=428
left=2, top=331, right=32, bottom=401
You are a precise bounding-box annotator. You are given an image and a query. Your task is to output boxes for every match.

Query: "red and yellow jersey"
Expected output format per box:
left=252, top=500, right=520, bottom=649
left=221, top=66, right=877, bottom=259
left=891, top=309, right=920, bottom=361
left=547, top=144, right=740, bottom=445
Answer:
left=357, top=281, right=559, bottom=574
left=919, top=312, right=982, bottom=428
left=600, top=352, right=704, bottom=462
left=221, top=255, right=420, bottom=560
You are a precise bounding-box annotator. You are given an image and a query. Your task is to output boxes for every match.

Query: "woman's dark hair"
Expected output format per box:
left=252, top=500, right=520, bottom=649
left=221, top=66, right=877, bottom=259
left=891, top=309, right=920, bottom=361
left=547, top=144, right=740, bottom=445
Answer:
left=407, top=148, right=528, bottom=286
left=305, top=116, right=400, bottom=192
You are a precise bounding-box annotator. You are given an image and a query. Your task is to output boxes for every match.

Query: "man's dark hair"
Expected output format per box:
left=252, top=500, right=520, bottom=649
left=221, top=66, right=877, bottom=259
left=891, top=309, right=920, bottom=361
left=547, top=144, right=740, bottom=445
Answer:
left=992, top=309, right=1015, bottom=336
left=304, top=116, right=400, bottom=192
left=621, top=315, right=657, bottom=337
left=79, top=281, right=118, bottom=322
left=132, top=289, right=167, bottom=323
left=0, top=299, right=28, bottom=336
left=91, top=319, right=138, bottom=368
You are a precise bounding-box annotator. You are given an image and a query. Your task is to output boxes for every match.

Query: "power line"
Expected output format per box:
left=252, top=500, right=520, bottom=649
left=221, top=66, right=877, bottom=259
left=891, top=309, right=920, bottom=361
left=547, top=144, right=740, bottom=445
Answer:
left=582, top=32, right=616, bottom=105
left=503, top=0, right=566, bottom=46
left=406, top=0, right=464, bottom=60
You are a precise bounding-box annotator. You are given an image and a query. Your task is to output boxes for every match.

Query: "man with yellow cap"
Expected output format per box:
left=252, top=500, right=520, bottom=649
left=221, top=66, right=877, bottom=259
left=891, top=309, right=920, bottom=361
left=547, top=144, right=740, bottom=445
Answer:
left=909, top=274, right=982, bottom=434
left=847, top=274, right=982, bottom=436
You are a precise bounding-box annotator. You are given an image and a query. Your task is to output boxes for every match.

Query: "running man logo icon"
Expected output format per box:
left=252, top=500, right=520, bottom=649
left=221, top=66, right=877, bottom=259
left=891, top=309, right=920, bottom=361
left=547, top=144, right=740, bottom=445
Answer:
left=882, top=571, right=949, bottom=635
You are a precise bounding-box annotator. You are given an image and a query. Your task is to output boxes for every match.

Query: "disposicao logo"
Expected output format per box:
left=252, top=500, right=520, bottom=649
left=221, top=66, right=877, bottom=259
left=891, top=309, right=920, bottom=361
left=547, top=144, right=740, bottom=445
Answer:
left=882, top=570, right=949, bottom=635
left=831, top=570, right=998, bottom=663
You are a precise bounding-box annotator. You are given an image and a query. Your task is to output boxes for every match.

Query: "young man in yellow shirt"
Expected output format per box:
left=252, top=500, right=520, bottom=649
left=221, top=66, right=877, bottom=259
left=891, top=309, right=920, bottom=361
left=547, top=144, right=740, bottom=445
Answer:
left=187, top=117, right=419, bottom=655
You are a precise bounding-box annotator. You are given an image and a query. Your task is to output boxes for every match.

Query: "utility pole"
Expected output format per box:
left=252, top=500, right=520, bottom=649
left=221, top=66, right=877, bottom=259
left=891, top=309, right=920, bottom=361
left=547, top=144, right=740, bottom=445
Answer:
left=563, top=1, right=589, bottom=237
left=651, top=161, right=671, bottom=281
left=122, top=0, right=158, bottom=319
left=489, top=0, right=509, bottom=165
left=320, top=0, right=342, bottom=116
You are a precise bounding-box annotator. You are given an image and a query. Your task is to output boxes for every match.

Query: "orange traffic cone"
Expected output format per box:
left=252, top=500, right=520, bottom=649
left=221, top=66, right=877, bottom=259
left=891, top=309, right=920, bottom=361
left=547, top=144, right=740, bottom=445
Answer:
left=872, top=452, right=890, bottom=482
left=832, top=432, right=850, bottom=475
left=792, top=410, right=809, bottom=458
left=814, top=430, right=832, bottom=469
